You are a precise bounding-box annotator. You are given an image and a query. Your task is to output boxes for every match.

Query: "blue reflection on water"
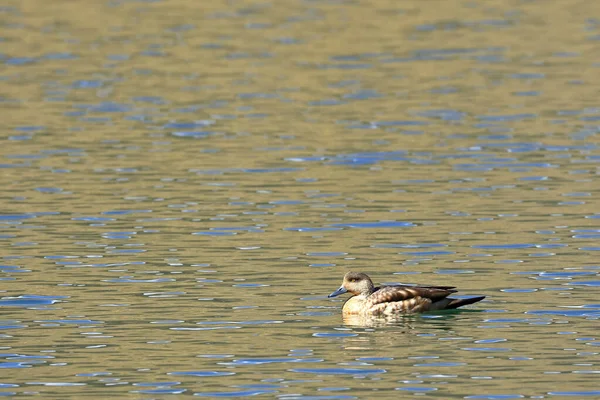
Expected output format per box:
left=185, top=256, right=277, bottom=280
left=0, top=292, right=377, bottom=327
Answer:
left=548, top=391, right=600, bottom=396
left=0, top=295, right=66, bottom=308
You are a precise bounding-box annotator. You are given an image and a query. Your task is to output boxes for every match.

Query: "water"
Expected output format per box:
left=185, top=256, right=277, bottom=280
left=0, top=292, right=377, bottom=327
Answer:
left=2, top=0, right=600, bottom=397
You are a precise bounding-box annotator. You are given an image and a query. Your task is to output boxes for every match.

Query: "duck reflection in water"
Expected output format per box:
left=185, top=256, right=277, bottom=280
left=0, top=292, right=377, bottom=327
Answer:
left=329, top=272, right=485, bottom=316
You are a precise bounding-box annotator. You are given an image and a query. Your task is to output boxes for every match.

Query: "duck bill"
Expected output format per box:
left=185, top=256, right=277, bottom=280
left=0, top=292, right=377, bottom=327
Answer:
left=328, top=286, right=348, bottom=298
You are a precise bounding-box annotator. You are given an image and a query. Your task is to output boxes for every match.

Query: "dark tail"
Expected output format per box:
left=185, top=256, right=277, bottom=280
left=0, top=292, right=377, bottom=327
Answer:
left=447, top=296, right=486, bottom=309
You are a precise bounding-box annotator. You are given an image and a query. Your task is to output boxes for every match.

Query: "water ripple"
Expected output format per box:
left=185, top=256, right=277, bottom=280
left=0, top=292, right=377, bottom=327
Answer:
left=194, top=389, right=277, bottom=397
left=169, top=371, right=235, bottom=377
left=290, top=368, right=386, bottom=375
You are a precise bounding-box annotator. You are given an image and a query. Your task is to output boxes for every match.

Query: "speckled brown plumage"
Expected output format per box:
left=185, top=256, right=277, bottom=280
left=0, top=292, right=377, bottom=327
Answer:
left=328, top=271, right=485, bottom=315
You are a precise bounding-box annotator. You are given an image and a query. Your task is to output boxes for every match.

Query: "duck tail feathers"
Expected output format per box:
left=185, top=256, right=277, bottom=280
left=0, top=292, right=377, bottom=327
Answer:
left=447, top=296, right=486, bottom=309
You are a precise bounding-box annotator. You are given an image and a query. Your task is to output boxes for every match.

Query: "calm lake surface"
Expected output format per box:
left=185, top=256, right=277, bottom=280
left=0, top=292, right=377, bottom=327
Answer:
left=2, top=0, right=600, bottom=398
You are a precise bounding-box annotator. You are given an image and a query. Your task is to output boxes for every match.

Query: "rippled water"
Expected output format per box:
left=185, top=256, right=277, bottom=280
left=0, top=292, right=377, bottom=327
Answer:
left=2, top=0, right=600, bottom=398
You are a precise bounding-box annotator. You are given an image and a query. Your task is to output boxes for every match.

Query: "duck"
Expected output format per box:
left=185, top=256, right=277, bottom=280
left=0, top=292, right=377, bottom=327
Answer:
left=328, top=271, right=485, bottom=315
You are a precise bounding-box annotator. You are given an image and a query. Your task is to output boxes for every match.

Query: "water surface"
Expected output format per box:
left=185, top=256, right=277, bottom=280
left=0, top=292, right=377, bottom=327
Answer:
left=2, top=0, right=600, bottom=398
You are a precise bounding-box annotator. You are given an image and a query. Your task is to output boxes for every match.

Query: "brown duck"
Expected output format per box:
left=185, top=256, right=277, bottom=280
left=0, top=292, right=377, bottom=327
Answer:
left=328, top=272, right=485, bottom=315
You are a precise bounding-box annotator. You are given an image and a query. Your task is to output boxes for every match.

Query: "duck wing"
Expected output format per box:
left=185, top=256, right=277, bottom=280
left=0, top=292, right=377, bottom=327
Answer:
left=368, top=285, right=457, bottom=306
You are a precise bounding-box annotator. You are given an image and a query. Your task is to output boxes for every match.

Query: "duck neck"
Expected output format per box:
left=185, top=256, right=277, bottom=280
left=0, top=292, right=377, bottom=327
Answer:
left=361, top=282, right=375, bottom=296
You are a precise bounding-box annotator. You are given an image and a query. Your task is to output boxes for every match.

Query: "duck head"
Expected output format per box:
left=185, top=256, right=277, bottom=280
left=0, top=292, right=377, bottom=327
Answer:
left=328, top=271, right=375, bottom=298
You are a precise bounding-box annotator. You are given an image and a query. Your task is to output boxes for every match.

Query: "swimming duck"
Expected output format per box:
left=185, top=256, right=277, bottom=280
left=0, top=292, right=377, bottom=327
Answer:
left=328, top=272, right=485, bottom=315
